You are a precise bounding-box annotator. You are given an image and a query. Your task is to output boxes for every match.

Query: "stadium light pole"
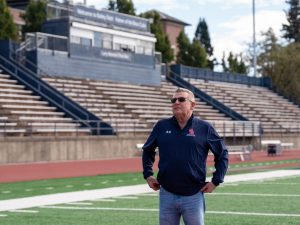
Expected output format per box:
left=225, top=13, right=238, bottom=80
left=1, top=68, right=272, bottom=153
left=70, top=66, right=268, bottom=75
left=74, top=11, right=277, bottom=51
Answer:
left=252, top=0, right=257, bottom=77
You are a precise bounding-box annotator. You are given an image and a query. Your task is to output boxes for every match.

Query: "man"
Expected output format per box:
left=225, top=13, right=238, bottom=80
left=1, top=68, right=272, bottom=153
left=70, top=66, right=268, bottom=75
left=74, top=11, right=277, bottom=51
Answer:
left=142, top=87, right=228, bottom=225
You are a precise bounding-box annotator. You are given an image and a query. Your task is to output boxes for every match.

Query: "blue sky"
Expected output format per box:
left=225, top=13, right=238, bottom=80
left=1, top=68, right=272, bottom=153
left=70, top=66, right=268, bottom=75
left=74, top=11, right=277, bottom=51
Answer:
left=76, top=0, right=288, bottom=64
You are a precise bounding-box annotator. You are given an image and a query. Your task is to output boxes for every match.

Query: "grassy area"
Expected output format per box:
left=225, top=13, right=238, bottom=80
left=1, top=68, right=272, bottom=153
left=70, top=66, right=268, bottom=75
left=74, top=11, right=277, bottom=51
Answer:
left=1, top=175, right=300, bottom=225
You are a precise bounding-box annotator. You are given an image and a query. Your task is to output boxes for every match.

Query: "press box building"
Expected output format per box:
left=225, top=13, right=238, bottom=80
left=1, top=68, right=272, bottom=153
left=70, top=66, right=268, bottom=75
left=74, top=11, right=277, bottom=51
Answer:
left=25, top=1, right=160, bottom=85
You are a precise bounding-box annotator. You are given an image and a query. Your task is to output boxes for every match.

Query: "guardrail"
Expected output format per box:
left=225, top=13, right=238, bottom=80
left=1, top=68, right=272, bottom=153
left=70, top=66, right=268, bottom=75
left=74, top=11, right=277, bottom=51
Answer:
left=167, top=69, right=248, bottom=121
left=0, top=119, right=263, bottom=138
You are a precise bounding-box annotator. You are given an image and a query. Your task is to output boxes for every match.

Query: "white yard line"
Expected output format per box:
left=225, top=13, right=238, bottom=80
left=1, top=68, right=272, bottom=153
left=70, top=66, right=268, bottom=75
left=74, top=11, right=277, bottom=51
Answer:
left=113, top=196, right=138, bottom=199
left=39, top=206, right=300, bottom=217
left=65, top=202, right=93, bottom=205
left=206, top=211, right=300, bottom=217
left=91, top=199, right=116, bottom=202
left=9, top=210, right=39, bottom=213
left=210, top=193, right=300, bottom=197
left=1, top=170, right=300, bottom=212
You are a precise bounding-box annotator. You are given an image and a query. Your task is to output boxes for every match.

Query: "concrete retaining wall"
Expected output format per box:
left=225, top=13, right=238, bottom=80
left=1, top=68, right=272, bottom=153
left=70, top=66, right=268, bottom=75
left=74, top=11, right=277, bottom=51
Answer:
left=0, top=136, right=147, bottom=164
left=0, top=133, right=299, bottom=164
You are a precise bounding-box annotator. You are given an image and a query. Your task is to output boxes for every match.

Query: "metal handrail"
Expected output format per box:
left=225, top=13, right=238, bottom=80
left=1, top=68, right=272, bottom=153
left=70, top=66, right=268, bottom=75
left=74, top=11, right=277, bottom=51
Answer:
left=0, top=54, right=114, bottom=135
left=167, top=69, right=248, bottom=121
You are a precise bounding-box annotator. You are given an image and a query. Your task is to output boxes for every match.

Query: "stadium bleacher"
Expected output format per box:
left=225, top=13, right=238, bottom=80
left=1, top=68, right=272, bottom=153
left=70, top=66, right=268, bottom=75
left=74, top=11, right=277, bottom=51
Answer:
left=188, top=78, right=300, bottom=133
left=0, top=70, right=90, bottom=136
left=41, top=75, right=260, bottom=137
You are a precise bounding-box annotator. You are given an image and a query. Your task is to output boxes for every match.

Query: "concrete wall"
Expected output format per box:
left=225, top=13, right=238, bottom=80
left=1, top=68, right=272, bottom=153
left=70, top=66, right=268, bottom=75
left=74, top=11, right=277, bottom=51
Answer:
left=0, top=136, right=148, bottom=164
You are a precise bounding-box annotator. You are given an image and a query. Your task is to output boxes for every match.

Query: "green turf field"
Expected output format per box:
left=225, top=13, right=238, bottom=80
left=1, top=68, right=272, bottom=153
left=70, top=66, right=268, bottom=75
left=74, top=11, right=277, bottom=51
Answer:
left=1, top=172, right=300, bottom=225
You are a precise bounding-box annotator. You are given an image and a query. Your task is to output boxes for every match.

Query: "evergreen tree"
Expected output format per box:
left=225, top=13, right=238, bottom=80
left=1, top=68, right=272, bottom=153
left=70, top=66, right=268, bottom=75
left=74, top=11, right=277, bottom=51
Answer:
left=176, top=32, right=207, bottom=68
left=195, top=18, right=214, bottom=69
left=221, top=52, right=228, bottom=72
left=140, top=11, right=174, bottom=63
left=107, top=0, right=135, bottom=16
left=21, top=0, right=47, bottom=39
left=222, top=52, right=248, bottom=74
left=108, top=0, right=117, bottom=11
left=176, top=31, right=190, bottom=65
left=0, top=0, right=18, bottom=40
left=189, top=38, right=207, bottom=68
left=282, top=0, right=300, bottom=43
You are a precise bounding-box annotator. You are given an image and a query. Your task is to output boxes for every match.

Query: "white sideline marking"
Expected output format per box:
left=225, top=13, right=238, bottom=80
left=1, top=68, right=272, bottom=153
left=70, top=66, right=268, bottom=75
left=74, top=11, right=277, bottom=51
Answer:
left=1, top=170, right=300, bottom=212
left=211, top=193, right=300, bottom=197
left=0, top=214, right=7, bottom=217
left=84, top=183, right=92, bottom=186
left=40, top=206, right=300, bottom=217
left=1, top=191, right=11, bottom=194
left=9, top=210, right=38, bottom=213
left=0, top=184, right=150, bottom=212
left=65, top=185, right=73, bottom=188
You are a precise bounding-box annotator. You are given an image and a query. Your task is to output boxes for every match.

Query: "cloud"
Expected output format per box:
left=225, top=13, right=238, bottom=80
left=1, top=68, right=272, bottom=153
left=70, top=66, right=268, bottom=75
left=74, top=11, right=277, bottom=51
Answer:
left=213, top=9, right=286, bottom=60
left=134, top=0, right=189, bottom=12
left=193, top=0, right=283, bottom=7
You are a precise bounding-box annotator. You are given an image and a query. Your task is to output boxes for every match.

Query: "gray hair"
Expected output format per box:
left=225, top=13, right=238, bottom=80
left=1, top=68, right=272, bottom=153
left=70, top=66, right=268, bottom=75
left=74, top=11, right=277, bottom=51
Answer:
left=174, top=88, right=195, bottom=102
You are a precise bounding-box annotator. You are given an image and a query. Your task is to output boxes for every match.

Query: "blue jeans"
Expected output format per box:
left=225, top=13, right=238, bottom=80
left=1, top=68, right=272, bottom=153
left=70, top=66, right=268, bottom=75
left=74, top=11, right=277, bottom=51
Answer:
left=159, top=186, right=205, bottom=225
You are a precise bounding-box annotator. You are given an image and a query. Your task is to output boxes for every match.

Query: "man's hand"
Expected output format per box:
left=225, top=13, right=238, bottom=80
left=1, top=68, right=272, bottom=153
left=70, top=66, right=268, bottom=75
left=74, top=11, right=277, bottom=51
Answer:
left=146, top=176, right=160, bottom=191
left=200, top=182, right=216, bottom=193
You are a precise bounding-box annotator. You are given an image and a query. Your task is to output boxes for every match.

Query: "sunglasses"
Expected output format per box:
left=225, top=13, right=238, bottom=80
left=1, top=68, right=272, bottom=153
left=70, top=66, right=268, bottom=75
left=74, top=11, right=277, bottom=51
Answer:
left=171, top=97, right=191, bottom=103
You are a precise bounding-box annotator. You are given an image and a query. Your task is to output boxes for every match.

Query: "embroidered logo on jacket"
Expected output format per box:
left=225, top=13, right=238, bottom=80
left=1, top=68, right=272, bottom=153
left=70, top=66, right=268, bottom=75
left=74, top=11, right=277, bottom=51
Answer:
left=186, top=128, right=195, bottom=136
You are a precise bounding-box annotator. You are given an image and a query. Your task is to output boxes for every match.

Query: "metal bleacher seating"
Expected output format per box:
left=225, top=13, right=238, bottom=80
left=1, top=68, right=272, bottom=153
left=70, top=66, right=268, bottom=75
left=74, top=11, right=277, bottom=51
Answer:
left=0, top=71, right=90, bottom=136
left=42, top=76, right=260, bottom=137
left=188, top=78, right=300, bottom=133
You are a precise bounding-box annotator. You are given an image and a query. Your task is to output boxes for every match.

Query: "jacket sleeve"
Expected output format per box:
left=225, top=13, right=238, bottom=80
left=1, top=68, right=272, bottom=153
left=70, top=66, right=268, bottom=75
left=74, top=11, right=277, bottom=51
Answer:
left=207, top=124, right=228, bottom=186
left=142, top=122, right=159, bottom=179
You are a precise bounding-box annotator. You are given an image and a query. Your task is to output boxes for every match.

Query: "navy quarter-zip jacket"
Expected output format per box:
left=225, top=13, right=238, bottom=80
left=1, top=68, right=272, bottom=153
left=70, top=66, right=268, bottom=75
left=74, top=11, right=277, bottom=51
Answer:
left=142, top=114, right=228, bottom=196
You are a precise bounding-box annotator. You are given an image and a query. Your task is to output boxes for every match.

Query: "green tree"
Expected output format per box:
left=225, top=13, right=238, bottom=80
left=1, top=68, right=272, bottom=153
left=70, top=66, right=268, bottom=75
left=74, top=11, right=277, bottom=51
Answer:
left=108, top=0, right=117, bottom=11
left=222, top=52, right=248, bottom=74
left=107, top=0, right=135, bottom=16
left=0, top=0, right=18, bottom=40
left=282, top=0, right=300, bottom=43
left=257, top=28, right=300, bottom=104
left=21, top=0, right=47, bottom=39
left=189, top=38, right=207, bottom=68
left=176, top=31, right=190, bottom=65
left=176, top=32, right=207, bottom=68
left=140, top=11, right=174, bottom=63
left=195, top=18, right=214, bottom=69
left=256, top=28, right=281, bottom=77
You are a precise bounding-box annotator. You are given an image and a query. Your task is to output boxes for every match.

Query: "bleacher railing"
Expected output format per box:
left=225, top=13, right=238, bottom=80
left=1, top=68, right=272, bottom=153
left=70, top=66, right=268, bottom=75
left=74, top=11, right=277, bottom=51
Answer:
left=167, top=69, right=248, bottom=121
left=0, top=41, right=114, bottom=135
left=171, top=64, right=272, bottom=88
left=0, top=119, right=266, bottom=138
